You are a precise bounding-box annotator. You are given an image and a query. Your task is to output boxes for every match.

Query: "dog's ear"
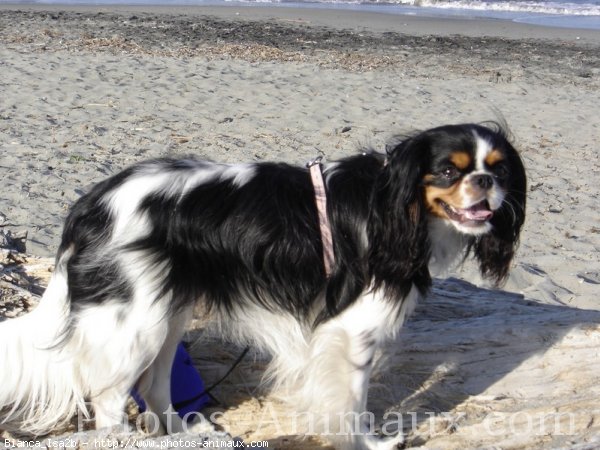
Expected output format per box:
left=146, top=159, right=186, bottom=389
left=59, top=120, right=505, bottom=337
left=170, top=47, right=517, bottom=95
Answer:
left=474, top=142, right=527, bottom=286
left=368, top=134, right=432, bottom=298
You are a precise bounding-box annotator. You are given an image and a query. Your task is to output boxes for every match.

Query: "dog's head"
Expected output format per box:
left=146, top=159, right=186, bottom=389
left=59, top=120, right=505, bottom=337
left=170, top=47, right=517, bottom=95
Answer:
left=372, top=123, right=526, bottom=291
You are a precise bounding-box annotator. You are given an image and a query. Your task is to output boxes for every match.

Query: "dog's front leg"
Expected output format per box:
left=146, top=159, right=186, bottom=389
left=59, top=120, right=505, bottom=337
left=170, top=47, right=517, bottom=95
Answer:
left=301, top=290, right=409, bottom=450
left=341, top=319, right=405, bottom=450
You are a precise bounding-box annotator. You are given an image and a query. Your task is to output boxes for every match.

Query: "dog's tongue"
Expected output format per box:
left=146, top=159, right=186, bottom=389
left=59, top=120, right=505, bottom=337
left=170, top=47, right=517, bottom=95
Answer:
left=462, top=202, right=493, bottom=221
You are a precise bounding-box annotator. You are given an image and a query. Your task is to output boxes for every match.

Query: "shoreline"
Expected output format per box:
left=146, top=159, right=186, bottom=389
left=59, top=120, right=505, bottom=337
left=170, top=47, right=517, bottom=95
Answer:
left=2, top=3, right=600, bottom=43
left=1, top=6, right=598, bottom=81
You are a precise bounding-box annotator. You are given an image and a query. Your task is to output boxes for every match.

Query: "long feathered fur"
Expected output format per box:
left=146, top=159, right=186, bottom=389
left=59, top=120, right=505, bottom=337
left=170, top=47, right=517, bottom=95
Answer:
left=0, top=255, right=89, bottom=433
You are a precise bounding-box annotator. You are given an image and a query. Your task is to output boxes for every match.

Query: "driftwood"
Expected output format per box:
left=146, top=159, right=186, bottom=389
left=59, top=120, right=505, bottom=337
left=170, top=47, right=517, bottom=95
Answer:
left=1, top=255, right=599, bottom=449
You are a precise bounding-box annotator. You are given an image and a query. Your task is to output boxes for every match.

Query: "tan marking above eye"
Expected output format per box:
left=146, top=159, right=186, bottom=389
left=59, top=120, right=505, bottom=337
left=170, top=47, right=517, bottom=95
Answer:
left=450, top=151, right=472, bottom=170
left=423, top=173, right=436, bottom=184
left=485, top=149, right=504, bottom=166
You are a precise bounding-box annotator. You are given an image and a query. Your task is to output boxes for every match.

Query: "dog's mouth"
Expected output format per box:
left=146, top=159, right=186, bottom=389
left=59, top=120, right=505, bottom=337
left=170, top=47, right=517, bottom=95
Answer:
left=438, top=199, right=493, bottom=226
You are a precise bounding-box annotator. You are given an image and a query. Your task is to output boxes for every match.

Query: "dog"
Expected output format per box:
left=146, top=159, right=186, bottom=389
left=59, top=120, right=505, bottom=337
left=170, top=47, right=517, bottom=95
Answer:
left=0, top=123, right=526, bottom=449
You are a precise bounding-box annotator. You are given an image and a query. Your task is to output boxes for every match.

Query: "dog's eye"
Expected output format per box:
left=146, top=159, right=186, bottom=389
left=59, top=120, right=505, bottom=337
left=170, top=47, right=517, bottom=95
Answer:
left=492, top=164, right=509, bottom=179
left=442, top=166, right=459, bottom=179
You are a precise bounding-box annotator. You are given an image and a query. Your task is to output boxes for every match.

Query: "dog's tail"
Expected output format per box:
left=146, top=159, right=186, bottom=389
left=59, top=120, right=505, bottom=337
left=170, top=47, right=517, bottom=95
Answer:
left=0, top=252, right=88, bottom=435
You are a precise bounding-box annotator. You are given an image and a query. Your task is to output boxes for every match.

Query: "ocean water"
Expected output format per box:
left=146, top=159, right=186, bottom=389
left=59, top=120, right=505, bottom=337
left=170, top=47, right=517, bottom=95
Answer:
left=5, top=0, right=600, bottom=29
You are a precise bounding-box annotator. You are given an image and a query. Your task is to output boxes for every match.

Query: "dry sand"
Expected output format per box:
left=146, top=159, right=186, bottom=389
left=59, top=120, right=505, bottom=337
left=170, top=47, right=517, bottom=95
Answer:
left=1, top=5, right=599, bottom=449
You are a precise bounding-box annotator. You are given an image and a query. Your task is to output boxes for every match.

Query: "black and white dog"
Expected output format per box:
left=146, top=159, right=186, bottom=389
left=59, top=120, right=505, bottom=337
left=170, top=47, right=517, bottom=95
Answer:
left=0, top=123, right=526, bottom=449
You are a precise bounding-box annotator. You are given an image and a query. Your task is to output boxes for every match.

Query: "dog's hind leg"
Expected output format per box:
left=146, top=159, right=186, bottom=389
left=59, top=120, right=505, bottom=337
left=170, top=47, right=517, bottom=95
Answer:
left=86, top=317, right=168, bottom=431
left=138, top=309, right=214, bottom=435
left=76, top=300, right=174, bottom=432
left=92, top=387, right=132, bottom=430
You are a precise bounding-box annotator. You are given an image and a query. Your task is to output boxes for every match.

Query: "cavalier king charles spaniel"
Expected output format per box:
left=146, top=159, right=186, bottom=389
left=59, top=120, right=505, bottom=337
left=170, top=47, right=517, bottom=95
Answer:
left=0, top=123, right=526, bottom=449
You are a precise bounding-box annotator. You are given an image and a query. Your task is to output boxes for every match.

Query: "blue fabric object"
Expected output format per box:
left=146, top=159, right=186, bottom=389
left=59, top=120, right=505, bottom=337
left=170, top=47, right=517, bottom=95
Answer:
left=131, top=343, right=211, bottom=419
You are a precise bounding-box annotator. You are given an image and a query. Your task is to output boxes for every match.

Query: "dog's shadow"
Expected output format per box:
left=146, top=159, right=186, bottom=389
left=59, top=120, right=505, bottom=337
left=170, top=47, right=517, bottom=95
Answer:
left=188, top=277, right=600, bottom=448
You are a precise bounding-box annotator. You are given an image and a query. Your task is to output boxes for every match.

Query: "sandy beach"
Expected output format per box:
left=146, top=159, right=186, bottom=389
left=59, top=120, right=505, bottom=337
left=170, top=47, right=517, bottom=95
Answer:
left=1, top=4, right=600, bottom=449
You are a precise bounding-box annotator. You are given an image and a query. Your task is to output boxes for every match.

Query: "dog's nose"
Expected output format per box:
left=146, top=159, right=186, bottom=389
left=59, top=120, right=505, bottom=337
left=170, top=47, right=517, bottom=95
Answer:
left=472, top=174, right=494, bottom=190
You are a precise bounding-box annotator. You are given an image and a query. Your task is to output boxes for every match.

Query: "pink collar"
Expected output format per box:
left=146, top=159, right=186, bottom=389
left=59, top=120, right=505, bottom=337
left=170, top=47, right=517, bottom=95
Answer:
left=308, top=157, right=335, bottom=278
